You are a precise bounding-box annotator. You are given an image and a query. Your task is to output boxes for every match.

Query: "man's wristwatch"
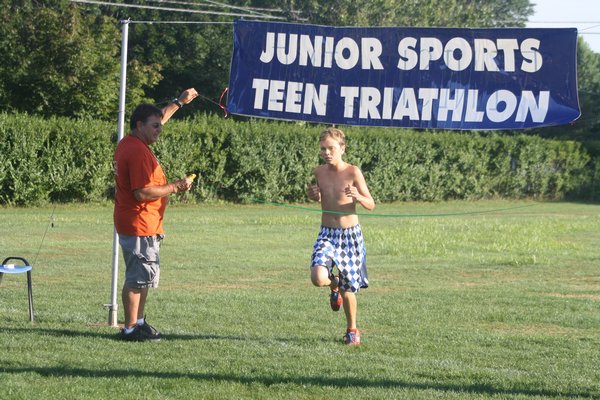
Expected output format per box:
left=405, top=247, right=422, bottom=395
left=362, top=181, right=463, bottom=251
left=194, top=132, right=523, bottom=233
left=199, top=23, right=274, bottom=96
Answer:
left=172, top=98, right=183, bottom=108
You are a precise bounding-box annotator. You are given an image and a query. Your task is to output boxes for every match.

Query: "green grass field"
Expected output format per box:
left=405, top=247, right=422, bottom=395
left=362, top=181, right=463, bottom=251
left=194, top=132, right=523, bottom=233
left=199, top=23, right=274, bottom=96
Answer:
left=1, top=200, right=599, bottom=399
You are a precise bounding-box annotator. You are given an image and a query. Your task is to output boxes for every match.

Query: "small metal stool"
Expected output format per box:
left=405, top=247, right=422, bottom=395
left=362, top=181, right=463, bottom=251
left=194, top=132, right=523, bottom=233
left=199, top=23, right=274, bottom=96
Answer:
left=0, top=256, right=34, bottom=321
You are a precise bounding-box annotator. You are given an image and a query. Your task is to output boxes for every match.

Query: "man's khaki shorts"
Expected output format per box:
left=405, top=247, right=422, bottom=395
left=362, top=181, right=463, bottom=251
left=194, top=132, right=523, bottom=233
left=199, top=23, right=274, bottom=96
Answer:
left=119, top=234, right=163, bottom=289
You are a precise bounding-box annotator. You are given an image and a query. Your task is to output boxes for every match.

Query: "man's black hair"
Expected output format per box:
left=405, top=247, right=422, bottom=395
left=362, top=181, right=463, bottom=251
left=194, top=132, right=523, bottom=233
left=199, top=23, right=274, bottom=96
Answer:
left=130, top=104, right=163, bottom=130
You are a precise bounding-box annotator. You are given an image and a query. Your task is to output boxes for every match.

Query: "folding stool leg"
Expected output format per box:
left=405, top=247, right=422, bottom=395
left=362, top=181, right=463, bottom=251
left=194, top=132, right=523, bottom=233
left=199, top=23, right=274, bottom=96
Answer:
left=26, top=270, right=34, bottom=322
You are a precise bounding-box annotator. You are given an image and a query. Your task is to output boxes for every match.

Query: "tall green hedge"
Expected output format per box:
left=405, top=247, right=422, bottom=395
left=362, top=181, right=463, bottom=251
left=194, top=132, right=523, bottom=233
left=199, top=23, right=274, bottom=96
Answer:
left=0, top=112, right=593, bottom=206
left=0, top=113, right=114, bottom=205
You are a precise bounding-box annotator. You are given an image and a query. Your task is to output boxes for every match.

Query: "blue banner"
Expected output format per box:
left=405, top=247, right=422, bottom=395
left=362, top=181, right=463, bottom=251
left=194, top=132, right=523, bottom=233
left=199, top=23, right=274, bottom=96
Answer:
left=228, top=20, right=580, bottom=130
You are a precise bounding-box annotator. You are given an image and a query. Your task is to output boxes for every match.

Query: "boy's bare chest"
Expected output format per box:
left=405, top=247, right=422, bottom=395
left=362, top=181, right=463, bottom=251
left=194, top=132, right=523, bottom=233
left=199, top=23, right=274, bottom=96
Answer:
left=318, top=170, right=353, bottom=198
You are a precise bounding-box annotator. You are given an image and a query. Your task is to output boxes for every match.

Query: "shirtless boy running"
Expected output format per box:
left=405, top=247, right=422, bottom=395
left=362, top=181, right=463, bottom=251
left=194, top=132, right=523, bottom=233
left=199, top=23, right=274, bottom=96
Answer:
left=307, top=127, right=375, bottom=345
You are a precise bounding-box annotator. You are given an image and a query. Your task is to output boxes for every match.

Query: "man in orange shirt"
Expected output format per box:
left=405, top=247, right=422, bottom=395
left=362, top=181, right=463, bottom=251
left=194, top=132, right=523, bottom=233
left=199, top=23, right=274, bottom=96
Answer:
left=113, top=88, right=198, bottom=341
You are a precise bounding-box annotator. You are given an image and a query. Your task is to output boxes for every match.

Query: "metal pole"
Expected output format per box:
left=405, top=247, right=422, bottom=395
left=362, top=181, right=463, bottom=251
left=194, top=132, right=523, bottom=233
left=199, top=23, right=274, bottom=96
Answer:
left=107, top=18, right=130, bottom=327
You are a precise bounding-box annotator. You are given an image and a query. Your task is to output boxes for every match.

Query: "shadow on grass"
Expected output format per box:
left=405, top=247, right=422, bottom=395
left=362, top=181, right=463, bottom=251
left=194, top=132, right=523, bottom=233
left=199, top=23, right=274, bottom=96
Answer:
left=161, top=332, right=334, bottom=344
left=0, top=326, right=249, bottom=341
left=2, top=327, right=595, bottom=398
left=0, top=365, right=594, bottom=398
left=1, top=326, right=109, bottom=339
left=0, top=326, right=334, bottom=344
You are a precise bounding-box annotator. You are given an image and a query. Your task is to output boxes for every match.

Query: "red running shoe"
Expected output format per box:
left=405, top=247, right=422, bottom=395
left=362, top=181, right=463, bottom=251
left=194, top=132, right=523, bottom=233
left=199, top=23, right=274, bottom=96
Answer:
left=330, top=288, right=343, bottom=311
left=344, top=329, right=361, bottom=346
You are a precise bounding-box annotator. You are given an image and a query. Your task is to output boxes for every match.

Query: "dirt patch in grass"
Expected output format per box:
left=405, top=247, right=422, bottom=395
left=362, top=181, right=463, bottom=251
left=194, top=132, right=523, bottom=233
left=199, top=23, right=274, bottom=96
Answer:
left=166, top=283, right=290, bottom=290
left=480, top=322, right=584, bottom=336
left=545, top=292, right=600, bottom=300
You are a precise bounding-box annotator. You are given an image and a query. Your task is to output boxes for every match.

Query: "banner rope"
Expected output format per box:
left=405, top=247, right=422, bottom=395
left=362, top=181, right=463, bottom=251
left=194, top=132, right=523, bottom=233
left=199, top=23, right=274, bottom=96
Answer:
left=157, top=91, right=229, bottom=118
left=218, top=87, right=229, bottom=118
left=252, top=199, right=537, bottom=218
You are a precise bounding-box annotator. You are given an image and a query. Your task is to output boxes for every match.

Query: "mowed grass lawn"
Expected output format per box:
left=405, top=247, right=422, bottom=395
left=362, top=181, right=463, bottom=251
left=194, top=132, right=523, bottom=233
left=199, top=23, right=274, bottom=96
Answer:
left=1, top=200, right=599, bottom=399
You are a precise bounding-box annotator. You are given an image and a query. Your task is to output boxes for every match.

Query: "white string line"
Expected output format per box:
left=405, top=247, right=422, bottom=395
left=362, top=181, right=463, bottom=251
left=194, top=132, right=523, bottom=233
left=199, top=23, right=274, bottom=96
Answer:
left=191, top=0, right=307, bottom=21
left=191, top=0, right=286, bottom=14
left=579, top=24, right=600, bottom=32
left=70, top=0, right=286, bottom=20
left=150, top=0, right=288, bottom=14
left=145, top=0, right=283, bottom=19
left=527, top=21, right=600, bottom=23
left=526, top=21, right=600, bottom=35
left=124, top=20, right=233, bottom=24
left=126, top=20, right=232, bottom=24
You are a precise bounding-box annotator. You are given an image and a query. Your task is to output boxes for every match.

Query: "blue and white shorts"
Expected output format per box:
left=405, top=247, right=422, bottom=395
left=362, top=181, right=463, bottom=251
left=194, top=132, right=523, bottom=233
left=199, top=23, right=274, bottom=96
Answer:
left=310, top=224, right=369, bottom=292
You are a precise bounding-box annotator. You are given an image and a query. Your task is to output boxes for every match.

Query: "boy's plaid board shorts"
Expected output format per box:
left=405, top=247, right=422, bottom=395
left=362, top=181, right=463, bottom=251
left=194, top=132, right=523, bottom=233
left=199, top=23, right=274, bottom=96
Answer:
left=310, top=224, right=369, bottom=292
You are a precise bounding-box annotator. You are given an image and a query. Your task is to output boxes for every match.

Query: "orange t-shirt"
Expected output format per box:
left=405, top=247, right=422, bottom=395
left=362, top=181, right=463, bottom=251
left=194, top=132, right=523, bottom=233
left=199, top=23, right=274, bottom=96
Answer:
left=113, top=134, right=168, bottom=236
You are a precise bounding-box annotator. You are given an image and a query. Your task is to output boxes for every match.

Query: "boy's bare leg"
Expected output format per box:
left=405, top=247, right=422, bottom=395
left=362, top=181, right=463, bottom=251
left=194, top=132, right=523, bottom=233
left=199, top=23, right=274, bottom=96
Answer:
left=341, top=290, right=357, bottom=330
left=311, top=265, right=338, bottom=290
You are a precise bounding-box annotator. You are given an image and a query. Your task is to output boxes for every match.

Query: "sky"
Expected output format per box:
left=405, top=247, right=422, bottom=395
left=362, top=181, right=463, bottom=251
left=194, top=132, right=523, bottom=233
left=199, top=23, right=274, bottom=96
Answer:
left=526, top=0, right=600, bottom=53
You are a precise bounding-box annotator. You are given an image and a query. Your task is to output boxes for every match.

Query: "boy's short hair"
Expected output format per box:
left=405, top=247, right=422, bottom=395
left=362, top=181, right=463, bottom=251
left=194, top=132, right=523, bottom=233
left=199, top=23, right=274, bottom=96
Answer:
left=320, top=127, right=346, bottom=146
left=130, top=104, right=164, bottom=130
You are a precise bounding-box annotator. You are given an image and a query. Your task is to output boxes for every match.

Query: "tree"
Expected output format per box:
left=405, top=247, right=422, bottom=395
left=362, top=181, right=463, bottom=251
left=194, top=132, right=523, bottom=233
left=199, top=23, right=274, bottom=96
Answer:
left=575, top=39, right=600, bottom=139
left=277, top=0, right=533, bottom=28
left=533, top=38, right=600, bottom=146
left=0, top=0, right=160, bottom=119
left=9, top=0, right=596, bottom=128
left=107, top=0, right=535, bottom=113
left=106, top=3, right=233, bottom=117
